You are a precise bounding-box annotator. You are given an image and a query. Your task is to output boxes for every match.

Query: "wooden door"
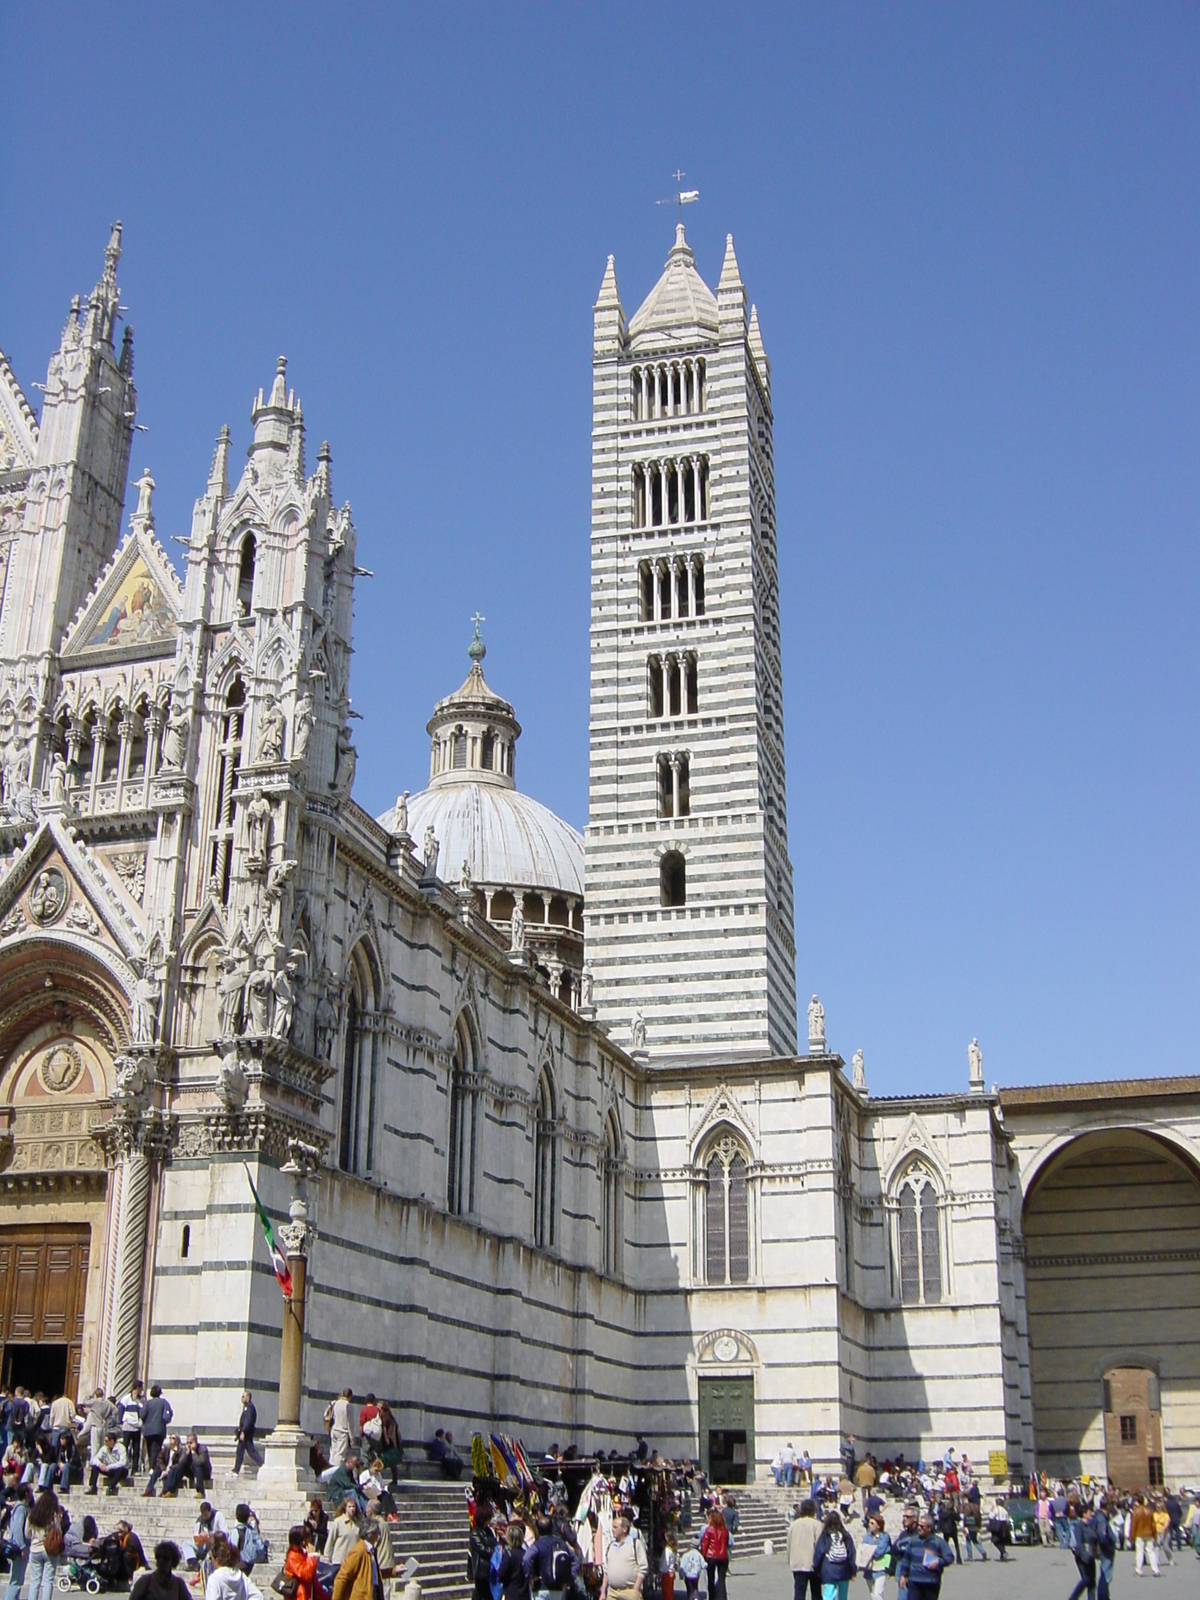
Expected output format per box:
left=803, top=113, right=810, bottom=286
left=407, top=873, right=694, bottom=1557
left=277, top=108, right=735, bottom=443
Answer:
left=0, top=1225, right=90, bottom=1400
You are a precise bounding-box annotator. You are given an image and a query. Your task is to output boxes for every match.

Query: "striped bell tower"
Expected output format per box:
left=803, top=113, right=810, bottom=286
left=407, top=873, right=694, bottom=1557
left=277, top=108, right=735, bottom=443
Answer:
left=584, top=225, right=798, bottom=1063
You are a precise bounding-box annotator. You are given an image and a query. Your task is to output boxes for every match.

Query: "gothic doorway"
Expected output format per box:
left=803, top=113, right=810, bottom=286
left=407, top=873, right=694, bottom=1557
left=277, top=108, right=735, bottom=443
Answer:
left=0, top=1225, right=90, bottom=1400
left=698, top=1375, right=754, bottom=1484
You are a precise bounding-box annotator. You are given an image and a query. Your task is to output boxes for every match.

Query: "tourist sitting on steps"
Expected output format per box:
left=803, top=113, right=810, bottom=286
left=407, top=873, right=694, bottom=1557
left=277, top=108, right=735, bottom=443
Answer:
left=428, top=1428, right=463, bottom=1480
left=184, top=1503, right=228, bottom=1568
left=164, top=1435, right=212, bottom=1499
left=145, top=1436, right=184, bottom=1497
left=323, top=1453, right=363, bottom=1513
left=87, top=1432, right=128, bottom=1496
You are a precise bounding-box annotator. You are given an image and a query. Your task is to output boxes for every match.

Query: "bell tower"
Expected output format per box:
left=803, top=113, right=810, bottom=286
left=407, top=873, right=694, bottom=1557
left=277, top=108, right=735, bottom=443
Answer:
left=584, top=226, right=797, bottom=1063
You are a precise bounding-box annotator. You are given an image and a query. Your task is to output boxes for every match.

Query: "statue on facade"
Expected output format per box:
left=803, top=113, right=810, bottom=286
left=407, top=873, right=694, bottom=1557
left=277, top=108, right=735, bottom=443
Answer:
left=255, top=696, right=287, bottom=764
left=460, top=859, right=471, bottom=892
left=271, top=961, right=297, bottom=1041
left=46, top=754, right=68, bottom=806
left=131, top=966, right=161, bottom=1046
left=160, top=704, right=190, bottom=769
left=582, top=965, right=594, bottom=1007
left=217, top=939, right=250, bottom=1038
left=631, top=1010, right=647, bottom=1051
left=852, top=1048, right=865, bottom=1091
left=244, top=953, right=274, bottom=1036
left=332, top=725, right=357, bottom=795
left=314, top=977, right=339, bottom=1060
left=245, top=787, right=271, bottom=871
left=968, top=1037, right=983, bottom=1086
left=808, top=994, right=826, bottom=1051
left=133, top=467, right=155, bottom=522
left=422, top=825, right=439, bottom=879
left=292, top=693, right=314, bottom=761
left=509, top=898, right=525, bottom=953
left=393, top=790, right=409, bottom=836
left=217, top=1049, right=247, bottom=1110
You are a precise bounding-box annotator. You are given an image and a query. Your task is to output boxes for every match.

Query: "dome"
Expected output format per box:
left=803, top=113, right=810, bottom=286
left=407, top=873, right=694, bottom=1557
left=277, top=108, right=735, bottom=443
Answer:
left=378, top=621, right=583, bottom=903
left=383, top=783, right=583, bottom=899
left=628, top=224, right=719, bottom=349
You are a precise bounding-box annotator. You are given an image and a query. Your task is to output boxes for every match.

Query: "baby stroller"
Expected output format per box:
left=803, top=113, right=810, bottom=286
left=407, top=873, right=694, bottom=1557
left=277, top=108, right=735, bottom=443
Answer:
left=57, top=1534, right=127, bottom=1594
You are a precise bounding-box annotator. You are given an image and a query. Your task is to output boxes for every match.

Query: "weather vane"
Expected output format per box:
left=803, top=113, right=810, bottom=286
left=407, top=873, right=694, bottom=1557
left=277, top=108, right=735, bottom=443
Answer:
left=657, top=169, right=700, bottom=222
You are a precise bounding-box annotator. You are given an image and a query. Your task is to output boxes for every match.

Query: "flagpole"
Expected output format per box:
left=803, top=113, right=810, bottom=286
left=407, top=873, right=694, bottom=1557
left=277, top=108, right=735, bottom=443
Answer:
left=252, top=1145, right=320, bottom=1500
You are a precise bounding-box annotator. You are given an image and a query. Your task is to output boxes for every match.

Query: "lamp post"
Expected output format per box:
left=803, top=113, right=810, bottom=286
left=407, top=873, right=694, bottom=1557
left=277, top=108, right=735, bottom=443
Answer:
left=255, top=1139, right=320, bottom=1500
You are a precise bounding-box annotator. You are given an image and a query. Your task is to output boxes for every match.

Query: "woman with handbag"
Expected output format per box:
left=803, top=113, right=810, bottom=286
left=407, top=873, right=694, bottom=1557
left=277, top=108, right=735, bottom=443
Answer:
left=2, top=1484, right=32, bottom=1600
left=25, top=1489, right=65, bottom=1600
left=281, top=1525, right=328, bottom=1600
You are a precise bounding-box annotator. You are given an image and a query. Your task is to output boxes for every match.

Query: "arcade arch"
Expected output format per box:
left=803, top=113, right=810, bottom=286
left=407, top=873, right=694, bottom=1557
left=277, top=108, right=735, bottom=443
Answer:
left=1022, top=1127, right=1200, bottom=1487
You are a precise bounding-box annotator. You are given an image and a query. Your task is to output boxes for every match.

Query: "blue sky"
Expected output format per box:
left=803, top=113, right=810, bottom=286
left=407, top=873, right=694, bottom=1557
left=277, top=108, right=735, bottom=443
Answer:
left=2, top=6, right=1197, bottom=1094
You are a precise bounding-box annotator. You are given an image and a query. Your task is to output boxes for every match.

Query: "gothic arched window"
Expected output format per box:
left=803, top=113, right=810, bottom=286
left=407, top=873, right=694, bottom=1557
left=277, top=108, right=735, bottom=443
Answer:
left=704, top=1137, right=751, bottom=1286
left=602, top=1114, right=621, bottom=1276
left=206, top=677, right=245, bottom=904
left=237, top=533, right=256, bottom=614
left=447, top=1015, right=478, bottom=1217
left=338, top=944, right=379, bottom=1177
left=534, top=1070, right=557, bottom=1250
left=895, top=1166, right=943, bottom=1306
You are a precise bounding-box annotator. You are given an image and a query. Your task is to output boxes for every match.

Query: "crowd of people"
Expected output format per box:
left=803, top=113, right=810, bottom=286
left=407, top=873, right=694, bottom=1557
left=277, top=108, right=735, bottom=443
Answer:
left=0, top=1383, right=269, bottom=1502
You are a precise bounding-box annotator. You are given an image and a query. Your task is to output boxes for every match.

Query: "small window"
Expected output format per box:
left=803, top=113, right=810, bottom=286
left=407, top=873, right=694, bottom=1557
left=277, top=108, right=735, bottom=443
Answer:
left=180, top=1225, right=190, bottom=1260
left=237, top=534, right=256, bottom=614
left=452, top=734, right=467, bottom=769
left=660, top=850, right=685, bottom=908
left=481, top=731, right=494, bottom=771
left=639, top=561, right=654, bottom=621
left=1119, top=1415, right=1137, bottom=1443
left=1148, top=1455, right=1164, bottom=1486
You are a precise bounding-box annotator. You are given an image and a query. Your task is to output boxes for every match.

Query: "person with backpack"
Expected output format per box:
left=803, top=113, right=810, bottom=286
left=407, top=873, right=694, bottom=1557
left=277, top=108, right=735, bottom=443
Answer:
left=525, top=1514, right=580, bottom=1600
left=677, top=1545, right=704, bottom=1600
left=598, top=1514, right=645, bottom=1600
left=895, top=1511, right=953, bottom=1599
left=233, top=1506, right=269, bottom=1573
left=2, top=1484, right=32, bottom=1600
left=812, top=1511, right=857, bottom=1600
left=960, top=1500, right=986, bottom=1562
left=25, top=1488, right=65, bottom=1600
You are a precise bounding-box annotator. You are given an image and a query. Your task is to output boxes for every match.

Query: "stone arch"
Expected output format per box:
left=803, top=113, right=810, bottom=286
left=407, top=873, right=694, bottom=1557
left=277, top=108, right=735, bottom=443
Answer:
left=1021, top=1127, right=1200, bottom=1485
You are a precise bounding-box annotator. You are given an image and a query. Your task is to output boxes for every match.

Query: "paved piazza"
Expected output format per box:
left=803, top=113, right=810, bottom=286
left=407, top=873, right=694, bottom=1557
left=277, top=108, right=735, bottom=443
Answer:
left=728, top=1544, right=1198, bottom=1600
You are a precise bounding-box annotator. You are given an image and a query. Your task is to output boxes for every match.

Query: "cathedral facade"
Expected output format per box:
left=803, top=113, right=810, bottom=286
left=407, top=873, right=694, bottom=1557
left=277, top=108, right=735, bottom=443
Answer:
left=0, top=225, right=1195, bottom=1491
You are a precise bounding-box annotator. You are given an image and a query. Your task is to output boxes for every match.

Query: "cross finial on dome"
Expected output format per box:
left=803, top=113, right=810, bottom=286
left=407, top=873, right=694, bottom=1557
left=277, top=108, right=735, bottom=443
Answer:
left=469, top=613, right=486, bottom=664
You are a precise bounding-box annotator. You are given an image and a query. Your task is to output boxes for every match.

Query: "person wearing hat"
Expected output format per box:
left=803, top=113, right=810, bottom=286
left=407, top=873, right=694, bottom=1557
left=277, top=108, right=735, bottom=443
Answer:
left=87, top=1431, right=128, bottom=1496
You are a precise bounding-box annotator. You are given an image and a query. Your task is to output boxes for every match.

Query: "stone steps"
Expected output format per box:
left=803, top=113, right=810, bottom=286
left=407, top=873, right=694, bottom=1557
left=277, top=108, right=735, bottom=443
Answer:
left=55, top=1477, right=473, bottom=1600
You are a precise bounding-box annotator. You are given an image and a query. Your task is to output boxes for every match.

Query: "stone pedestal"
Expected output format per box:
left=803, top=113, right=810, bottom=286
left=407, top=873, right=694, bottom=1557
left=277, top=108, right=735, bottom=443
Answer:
left=251, top=1424, right=317, bottom=1500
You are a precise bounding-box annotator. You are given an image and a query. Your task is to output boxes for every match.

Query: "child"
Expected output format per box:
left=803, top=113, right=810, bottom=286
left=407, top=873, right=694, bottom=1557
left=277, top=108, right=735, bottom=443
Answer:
left=659, top=1535, right=677, bottom=1600
left=678, top=1543, right=703, bottom=1600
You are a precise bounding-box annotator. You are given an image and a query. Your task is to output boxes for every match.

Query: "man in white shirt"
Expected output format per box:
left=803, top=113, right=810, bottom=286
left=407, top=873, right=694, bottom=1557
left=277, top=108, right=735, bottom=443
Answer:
left=86, top=1432, right=128, bottom=1496
left=601, top=1516, right=648, bottom=1600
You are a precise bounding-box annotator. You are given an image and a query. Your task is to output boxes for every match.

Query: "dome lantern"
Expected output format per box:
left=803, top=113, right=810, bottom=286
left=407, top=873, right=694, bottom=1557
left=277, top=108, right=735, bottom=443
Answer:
left=425, top=624, right=521, bottom=790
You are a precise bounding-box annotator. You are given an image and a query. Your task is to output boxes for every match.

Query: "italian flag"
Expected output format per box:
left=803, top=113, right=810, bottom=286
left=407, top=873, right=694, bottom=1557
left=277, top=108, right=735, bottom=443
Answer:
left=245, top=1165, right=293, bottom=1298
